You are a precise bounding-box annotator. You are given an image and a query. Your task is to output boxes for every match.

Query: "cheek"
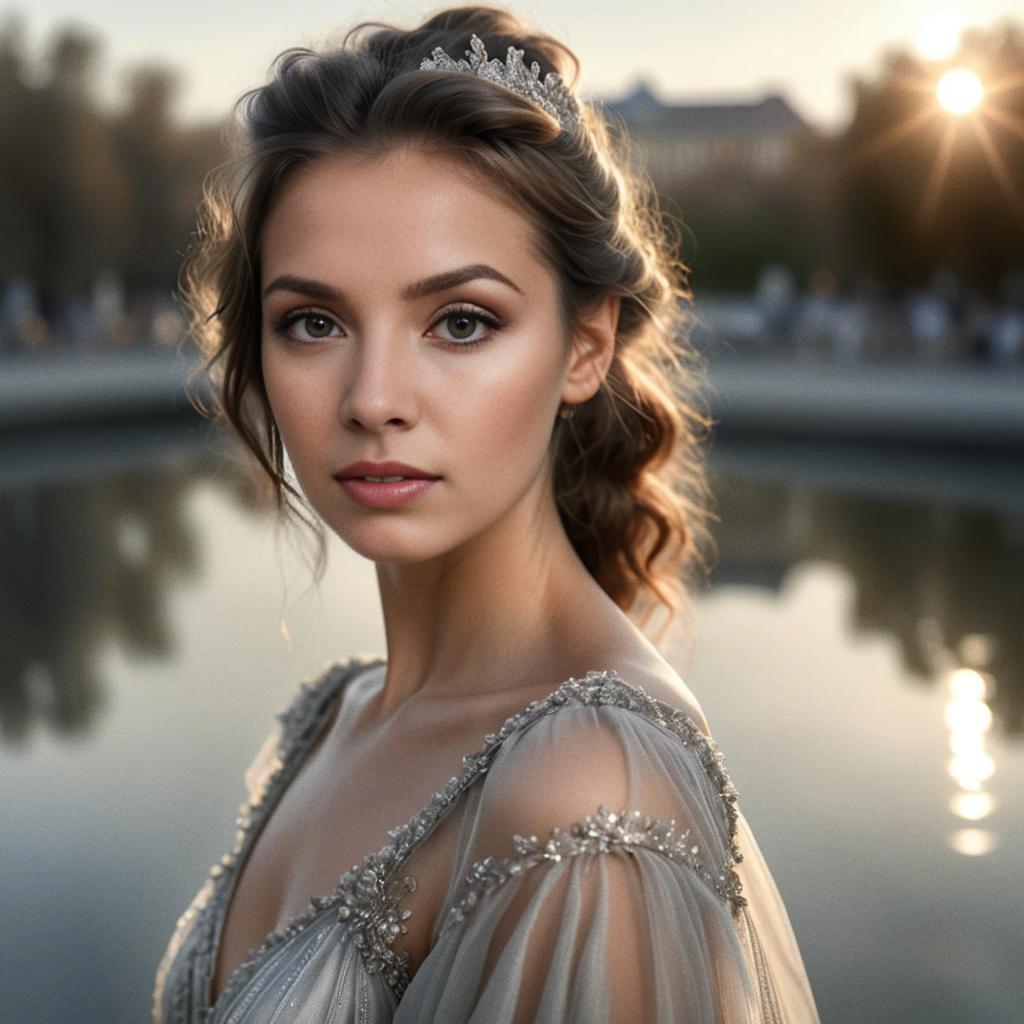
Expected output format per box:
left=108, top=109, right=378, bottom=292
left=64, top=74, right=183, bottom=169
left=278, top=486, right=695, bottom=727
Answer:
left=262, top=352, right=334, bottom=459
left=452, top=352, right=560, bottom=475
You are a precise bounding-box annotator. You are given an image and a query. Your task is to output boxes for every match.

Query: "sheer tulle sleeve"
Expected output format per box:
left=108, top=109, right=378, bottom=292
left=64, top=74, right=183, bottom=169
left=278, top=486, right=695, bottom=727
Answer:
left=242, top=718, right=284, bottom=805
left=392, top=696, right=819, bottom=1023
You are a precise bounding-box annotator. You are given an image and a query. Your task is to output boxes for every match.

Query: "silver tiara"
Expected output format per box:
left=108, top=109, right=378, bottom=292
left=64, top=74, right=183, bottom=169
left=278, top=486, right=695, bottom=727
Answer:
left=419, top=33, right=582, bottom=135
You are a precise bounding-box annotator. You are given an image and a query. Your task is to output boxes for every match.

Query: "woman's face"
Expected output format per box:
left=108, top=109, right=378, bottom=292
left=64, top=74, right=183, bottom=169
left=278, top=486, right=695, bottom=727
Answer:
left=259, top=146, right=593, bottom=564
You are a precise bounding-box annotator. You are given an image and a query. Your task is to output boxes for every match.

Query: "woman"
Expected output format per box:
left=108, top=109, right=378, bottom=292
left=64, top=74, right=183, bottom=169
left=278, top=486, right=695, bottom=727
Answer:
left=153, top=6, right=821, bottom=1021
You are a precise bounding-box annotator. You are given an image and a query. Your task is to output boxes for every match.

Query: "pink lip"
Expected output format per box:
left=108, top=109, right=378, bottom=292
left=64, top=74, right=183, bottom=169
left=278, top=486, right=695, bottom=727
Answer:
left=338, top=477, right=439, bottom=509
left=336, top=460, right=438, bottom=480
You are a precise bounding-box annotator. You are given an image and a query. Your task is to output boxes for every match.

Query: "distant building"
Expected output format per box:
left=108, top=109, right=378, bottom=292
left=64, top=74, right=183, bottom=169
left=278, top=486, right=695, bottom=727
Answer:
left=598, top=81, right=812, bottom=185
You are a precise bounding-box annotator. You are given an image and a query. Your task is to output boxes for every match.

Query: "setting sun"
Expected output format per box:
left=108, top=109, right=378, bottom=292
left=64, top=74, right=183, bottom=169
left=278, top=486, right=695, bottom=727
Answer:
left=936, top=67, right=985, bottom=113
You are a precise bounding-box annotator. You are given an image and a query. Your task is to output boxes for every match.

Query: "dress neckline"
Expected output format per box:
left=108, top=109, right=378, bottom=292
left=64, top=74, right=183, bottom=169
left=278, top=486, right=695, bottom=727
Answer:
left=205, top=654, right=740, bottom=1017
left=206, top=656, right=375, bottom=1013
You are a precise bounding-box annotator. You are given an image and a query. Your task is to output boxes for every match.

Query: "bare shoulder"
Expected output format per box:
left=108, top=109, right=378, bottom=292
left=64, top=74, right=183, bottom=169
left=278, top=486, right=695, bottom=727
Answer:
left=490, top=645, right=713, bottom=743
left=605, top=652, right=713, bottom=740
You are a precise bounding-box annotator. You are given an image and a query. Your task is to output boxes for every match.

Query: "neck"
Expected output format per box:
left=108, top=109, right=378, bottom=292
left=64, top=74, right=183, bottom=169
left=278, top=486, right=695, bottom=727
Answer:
left=367, top=480, right=639, bottom=719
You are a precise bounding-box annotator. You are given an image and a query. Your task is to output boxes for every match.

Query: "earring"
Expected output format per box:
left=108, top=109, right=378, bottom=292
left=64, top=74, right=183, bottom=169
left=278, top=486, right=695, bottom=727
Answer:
left=559, top=402, right=576, bottom=420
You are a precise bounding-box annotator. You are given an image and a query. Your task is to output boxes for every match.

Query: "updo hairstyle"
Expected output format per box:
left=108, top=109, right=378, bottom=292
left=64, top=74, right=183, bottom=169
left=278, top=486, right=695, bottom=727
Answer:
left=180, top=4, right=718, bottom=644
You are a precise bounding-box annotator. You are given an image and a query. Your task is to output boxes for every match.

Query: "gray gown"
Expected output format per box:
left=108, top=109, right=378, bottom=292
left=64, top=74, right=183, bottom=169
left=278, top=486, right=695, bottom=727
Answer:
left=153, top=654, right=821, bottom=1023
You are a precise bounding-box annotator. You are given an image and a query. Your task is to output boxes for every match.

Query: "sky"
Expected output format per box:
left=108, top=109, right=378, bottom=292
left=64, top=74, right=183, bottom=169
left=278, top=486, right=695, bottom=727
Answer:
left=6, top=0, right=1021, bottom=132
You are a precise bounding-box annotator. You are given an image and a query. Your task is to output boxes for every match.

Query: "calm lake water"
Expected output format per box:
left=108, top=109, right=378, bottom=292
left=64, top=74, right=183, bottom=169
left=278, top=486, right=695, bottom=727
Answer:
left=1, top=416, right=1021, bottom=1024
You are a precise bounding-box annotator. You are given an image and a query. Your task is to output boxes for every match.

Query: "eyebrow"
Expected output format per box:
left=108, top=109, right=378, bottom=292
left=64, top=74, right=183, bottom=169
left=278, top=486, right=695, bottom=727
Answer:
left=261, top=263, right=524, bottom=303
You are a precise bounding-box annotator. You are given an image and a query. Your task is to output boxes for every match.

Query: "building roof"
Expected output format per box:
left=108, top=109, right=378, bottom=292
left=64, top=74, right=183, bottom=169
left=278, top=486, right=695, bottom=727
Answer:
left=597, top=81, right=810, bottom=136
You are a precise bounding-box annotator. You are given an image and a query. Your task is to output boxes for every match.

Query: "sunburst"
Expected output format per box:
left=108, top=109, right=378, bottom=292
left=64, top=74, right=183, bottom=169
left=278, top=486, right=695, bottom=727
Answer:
left=969, top=113, right=1024, bottom=226
left=917, top=119, right=958, bottom=230
left=937, top=67, right=984, bottom=113
left=846, top=48, right=1024, bottom=232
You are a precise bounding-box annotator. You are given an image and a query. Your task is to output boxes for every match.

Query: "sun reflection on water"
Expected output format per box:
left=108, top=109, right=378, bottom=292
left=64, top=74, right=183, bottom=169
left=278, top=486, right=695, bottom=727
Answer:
left=943, top=660, right=1000, bottom=856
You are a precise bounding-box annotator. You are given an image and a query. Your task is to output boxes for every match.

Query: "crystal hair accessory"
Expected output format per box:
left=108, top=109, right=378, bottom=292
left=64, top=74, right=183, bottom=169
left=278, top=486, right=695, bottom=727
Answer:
left=419, top=33, right=582, bottom=135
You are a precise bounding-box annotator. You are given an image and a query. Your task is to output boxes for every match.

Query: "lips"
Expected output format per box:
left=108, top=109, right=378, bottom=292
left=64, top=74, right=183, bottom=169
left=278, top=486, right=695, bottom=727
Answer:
left=337, top=476, right=439, bottom=509
left=335, top=460, right=440, bottom=481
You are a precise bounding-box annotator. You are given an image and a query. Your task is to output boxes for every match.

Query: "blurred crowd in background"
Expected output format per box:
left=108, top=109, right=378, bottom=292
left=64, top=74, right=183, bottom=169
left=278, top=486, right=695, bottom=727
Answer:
left=1, top=12, right=1022, bottom=368
left=696, top=264, right=1024, bottom=365
left=0, top=273, right=183, bottom=355
left=4, top=263, right=1024, bottom=367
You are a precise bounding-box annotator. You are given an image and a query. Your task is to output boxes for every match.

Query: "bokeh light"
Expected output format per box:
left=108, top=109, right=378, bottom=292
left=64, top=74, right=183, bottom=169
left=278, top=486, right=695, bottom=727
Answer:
left=915, top=12, right=968, bottom=61
left=949, top=791, right=997, bottom=821
left=949, top=828, right=999, bottom=856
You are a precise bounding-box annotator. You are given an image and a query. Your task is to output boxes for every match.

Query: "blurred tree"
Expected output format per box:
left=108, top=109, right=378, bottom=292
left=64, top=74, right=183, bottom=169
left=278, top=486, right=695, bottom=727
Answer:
left=0, top=16, right=228, bottom=342
left=113, top=65, right=187, bottom=291
left=42, top=25, right=128, bottom=298
left=0, top=20, right=127, bottom=311
left=836, top=19, right=1024, bottom=296
left=0, top=13, right=36, bottom=284
left=0, top=10, right=25, bottom=89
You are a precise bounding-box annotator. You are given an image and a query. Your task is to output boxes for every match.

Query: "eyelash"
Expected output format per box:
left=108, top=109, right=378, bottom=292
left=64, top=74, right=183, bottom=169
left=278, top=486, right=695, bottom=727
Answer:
left=271, top=303, right=505, bottom=350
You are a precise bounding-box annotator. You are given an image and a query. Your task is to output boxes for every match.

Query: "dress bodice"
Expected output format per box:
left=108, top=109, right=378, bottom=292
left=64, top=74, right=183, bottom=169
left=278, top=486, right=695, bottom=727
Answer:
left=152, top=654, right=820, bottom=1023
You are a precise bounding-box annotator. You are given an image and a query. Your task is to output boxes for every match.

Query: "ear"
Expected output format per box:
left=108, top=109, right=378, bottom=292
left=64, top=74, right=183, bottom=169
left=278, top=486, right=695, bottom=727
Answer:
left=560, top=292, right=620, bottom=405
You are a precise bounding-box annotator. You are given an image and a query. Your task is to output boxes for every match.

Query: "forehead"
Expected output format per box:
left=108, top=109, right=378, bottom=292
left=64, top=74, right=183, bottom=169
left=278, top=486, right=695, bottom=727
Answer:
left=259, top=147, right=545, bottom=289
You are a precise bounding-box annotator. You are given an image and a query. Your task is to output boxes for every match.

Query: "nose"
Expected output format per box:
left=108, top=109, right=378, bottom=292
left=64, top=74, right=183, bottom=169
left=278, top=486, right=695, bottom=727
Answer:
left=338, top=330, right=417, bottom=433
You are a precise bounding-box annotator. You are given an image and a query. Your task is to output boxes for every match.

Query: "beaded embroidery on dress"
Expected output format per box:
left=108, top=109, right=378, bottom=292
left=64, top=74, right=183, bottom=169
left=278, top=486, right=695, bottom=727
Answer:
left=152, top=654, right=821, bottom=1023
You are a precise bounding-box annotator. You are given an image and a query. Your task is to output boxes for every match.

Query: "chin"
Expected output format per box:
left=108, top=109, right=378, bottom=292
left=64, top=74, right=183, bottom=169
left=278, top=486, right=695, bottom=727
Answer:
left=333, top=520, right=459, bottom=565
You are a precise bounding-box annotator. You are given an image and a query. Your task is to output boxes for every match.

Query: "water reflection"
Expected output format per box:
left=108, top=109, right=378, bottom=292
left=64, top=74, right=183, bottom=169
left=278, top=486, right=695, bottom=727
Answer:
left=702, top=443, right=1023, bottom=889
left=1, top=422, right=1022, bottom=751
left=0, top=420, right=266, bottom=745
left=707, top=449, right=1024, bottom=737
left=950, top=828, right=999, bottom=856
left=1, top=418, right=1022, bottom=1023
left=951, top=790, right=996, bottom=820
left=943, top=667, right=1000, bottom=856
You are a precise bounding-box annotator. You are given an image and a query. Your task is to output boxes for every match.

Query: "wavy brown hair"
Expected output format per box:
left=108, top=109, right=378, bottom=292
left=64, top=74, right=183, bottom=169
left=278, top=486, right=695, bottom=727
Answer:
left=180, top=4, right=718, bottom=647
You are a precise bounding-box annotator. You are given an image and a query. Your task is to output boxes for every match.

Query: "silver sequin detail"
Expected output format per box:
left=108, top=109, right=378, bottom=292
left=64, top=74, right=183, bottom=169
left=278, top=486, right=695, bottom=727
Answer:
left=155, top=656, right=363, bottom=1023
left=156, top=662, right=747, bottom=1019
left=444, top=802, right=746, bottom=933
left=329, top=668, right=747, bottom=1000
